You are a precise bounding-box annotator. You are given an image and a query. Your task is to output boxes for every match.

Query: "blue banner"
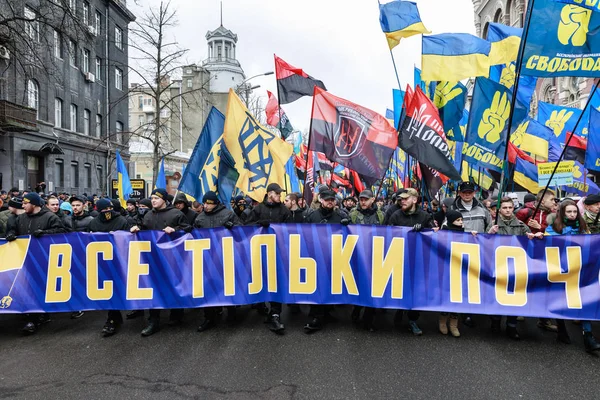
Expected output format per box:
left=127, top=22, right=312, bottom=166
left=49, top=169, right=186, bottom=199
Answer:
left=2, top=226, right=600, bottom=320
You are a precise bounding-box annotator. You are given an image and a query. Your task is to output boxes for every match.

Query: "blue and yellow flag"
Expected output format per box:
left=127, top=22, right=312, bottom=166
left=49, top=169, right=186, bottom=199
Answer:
left=514, top=158, right=541, bottom=194
left=585, top=107, right=600, bottom=171
left=223, top=89, right=294, bottom=202
left=392, top=88, right=405, bottom=129
left=551, top=0, right=600, bottom=12
left=178, top=107, right=239, bottom=206
left=461, top=161, right=495, bottom=190
left=390, top=147, right=407, bottom=189
left=537, top=102, right=581, bottom=143
left=284, top=157, right=300, bottom=194
left=155, top=158, right=167, bottom=189
left=433, top=81, right=467, bottom=137
left=447, top=109, right=468, bottom=142
left=115, top=150, right=133, bottom=208
left=561, top=161, right=600, bottom=195
left=379, top=1, right=430, bottom=50
left=522, top=0, right=600, bottom=77
left=511, top=118, right=553, bottom=159
left=422, top=33, right=491, bottom=82
left=487, top=22, right=522, bottom=66
left=490, top=62, right=538, bottom=110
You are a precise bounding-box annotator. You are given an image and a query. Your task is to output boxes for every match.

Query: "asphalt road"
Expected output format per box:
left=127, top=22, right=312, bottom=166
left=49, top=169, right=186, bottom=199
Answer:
left=0, top=307, right=598, bottom=400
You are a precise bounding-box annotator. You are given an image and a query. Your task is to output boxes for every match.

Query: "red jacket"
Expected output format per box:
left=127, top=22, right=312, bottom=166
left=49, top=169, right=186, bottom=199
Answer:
left=516, top=206, right=551, bottom=234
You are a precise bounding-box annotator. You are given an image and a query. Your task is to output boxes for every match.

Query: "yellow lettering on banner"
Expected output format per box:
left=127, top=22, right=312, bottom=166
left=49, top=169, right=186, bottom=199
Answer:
left=185, top=239, right=211, bottom=298
left=289, top=234, right=316, bottom=295
left=583, top=57, right=594, bottom=71
left=449, top=242, right=481, bottom=304
left=45, top=244, right=73, bottom=303
left=537, top=56, right=549, bottom=71
left=126, top=241, right=153, bottom=300
left=495, top=246, right=528, bottom=307
left=371, top=236, right=404, bottom=299
left=222, top=237, right=236, bottom=296
left=331, top=234, right=359, bottom=295
left=86, top=242, right=114, bottom=301
left=596, top=158, right=600, bottom=167
left=546, top=247, right=582, bottom=309
left=248, top=234, right=277, bottom=294
left=526, top=55, right=539, bottom=69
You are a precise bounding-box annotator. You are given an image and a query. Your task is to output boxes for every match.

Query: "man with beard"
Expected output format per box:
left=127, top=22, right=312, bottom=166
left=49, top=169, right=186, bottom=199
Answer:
left=383, top=189, right=407, bottom=224
left=348, top=190, right=384, bottom=331
left=343, top=196, right=357, bottom=213
left=194, top=191, right=240, bottom=332
left=69, top=195, right=94, bottom=232
left=130, top=188, right=192, bottom=336
left=88, top=198, right=131, bottom=336
left=87, top=196, right=99, bottom=217
left=173, top=192, right=198, bottom=225
left=284, top=193, right=305, bottom=223
left=303, top=189, right=350, bottom=333
left=47, top=196, right=72, bottom=231
left=125, top=199, right=138, bottom=218
left=245, top=183, right=291, bottom=334
left=5, top=193, right=66, bottom=334
left=388, top=188, right=434, bottom=336
left=232, top=195, right=247, bottom=219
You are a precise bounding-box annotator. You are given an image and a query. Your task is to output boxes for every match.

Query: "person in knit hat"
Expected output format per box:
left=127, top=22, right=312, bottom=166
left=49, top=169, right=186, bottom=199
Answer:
left=0, top=197, right=24, bottom=238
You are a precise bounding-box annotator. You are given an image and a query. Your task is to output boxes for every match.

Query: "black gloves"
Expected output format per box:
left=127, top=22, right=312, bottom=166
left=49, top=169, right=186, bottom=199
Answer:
left=340, top=219, right=350, bottom=226
left=412, top=223, right=422, bottom=232
left=224, top=221, right=234, bottom=229
left=32, top=229, right=44, bottom=237
left=5, top=234, right=16, bottom=242
left=259, top=220, right=270, bottom=228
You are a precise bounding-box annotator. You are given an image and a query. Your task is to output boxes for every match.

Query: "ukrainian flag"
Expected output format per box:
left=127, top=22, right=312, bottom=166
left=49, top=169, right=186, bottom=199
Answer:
left=223, top=89, right=293, bottom=201
left=514, top=158, right=541, bottom=194
left=512, top=118, right=552, bottom=159
left=486, top=22, right=522, bottom=66
left=422, top=33, right=491, bottom=82
left=155, top=157, right=167, bottom=189
left=461, top=161, right=494, bottom=190
left=116, top=150, right=133, bottom=209
left=379, top=1, right=430, bottom=50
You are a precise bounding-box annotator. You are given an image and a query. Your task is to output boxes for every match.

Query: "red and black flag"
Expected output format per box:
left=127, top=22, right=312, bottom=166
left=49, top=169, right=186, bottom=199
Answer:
left=398, top=86, right=461, bottom=181
left=308, top=87, right=398, bottom=185
left=265, top=91, right=294, bottom=139
left=275, top=55, right=327, bottom=104
left=419, top=163, right=445, bottom=200
left=564, top=132, right=587, bottom=164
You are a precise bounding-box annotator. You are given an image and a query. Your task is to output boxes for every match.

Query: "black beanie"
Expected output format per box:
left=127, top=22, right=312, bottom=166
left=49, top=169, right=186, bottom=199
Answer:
left=446, top=210, right=463, bottom=226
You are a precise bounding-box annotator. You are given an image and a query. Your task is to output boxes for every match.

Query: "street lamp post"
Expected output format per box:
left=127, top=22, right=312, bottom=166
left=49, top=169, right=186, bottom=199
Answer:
left=235, top=71, right=274, bottom=108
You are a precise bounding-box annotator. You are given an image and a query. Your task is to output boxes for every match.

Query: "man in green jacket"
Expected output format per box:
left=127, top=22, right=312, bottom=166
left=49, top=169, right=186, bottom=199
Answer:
left=582, top=194, right=600, bottom=234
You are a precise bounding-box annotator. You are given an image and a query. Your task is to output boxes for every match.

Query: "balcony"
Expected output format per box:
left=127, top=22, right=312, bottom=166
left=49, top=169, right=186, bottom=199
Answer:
left=201, top=57, right=241, bottom=67
left=0, top=100, right=38, bottom=132
left=142, top=104, right=156, bottom=114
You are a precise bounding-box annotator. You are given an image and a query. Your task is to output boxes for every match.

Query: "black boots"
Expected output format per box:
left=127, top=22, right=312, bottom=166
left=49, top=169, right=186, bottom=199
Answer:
left=268, top=314, right=285, bottom=334
left=583, top=332, right=600, bottom=353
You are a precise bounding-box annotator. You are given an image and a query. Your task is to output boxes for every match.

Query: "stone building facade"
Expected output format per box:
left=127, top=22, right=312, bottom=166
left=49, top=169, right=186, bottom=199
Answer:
left=0, top=0, right=135, bottom=195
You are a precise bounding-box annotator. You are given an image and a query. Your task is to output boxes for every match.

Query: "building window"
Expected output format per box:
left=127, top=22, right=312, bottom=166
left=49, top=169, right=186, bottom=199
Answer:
left=24, top=7, right=39, bottom=42
left=53, top=30, right=63, bottom=58
left=82, top=2, right=89, bottom=25
left=70, top=104, right=78, bottom=131
left=96, top=165, right=103, bottom=189
left=217, top=45, right=222, bottom=59
left=69, top=0, right=75, bottom=12
left=71, top=161, right=79, bottom=188
left=115, top=67, right=123, bottom=90
left=83, top=109, right=90, bottom=135
left=138, top=115, right=144, bottom=126
left=69, top=40, right=77, bottom=66
left=116, top=121, right=123, bottom=143
left=85, top=163, right=92, bottom=188
left=138, top=95, right=143, bottom=109
left=95, top=57, right=102, bottom=79
left=115, top=26, right=123, bottom=50
left=82, top=49, right=90, bottom=73
left=55, top=98, right=63, bottom=127
left=187, top=79, right=193, bottom=88
left=26, top=80, right=39, bottom=117
left=95, top=114, right=102, bottom=137
left=55, top=160, right=64, bottom=187
left=94, top=10, right=101, bottom=34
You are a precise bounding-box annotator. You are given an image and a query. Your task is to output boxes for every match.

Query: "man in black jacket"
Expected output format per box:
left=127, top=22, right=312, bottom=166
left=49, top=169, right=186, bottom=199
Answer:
left=174, top=192, right=198, bottom=225
left=304, top=189, right=349, bottom=333
left=194, top=191, right=241, bottom=332
left=88, top=198, right=131, bottom=336
left=47, top=195, right=72, bottom=231
left=70, top=195, right=94, bottom=232
left=284, top=193, right=305, bottom=223
left=388, top=188, right=433, bottom=336
left=6, top=193, right=66, bottom=334
left=245, top=183, right=291, bottom=334
left=130, top=188, right=192, bottom=336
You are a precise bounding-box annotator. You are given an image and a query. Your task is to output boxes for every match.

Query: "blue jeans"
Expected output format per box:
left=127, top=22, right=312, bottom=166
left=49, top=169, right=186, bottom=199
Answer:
left=582, top=320, right=592, bottom=333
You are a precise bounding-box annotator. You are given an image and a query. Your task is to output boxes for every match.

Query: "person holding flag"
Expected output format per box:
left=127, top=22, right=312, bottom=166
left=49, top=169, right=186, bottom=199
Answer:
left=115, top=150, right=133, bottom=209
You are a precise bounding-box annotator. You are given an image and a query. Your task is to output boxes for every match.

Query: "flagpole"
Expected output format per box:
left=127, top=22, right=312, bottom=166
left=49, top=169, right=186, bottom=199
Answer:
left=494, top=0, right=536, bottom=224
left=303, top=88, right=317, bottom=204
left=530, top=79, right=599, bottom=219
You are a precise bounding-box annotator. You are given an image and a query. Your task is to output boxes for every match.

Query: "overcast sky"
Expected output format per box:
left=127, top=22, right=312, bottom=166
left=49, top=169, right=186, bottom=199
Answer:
left=128, top=0, right=476, bottom=132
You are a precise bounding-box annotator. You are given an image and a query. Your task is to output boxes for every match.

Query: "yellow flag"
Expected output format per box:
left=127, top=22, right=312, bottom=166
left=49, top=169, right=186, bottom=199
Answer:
left=223, top=89, right=293, bottom=201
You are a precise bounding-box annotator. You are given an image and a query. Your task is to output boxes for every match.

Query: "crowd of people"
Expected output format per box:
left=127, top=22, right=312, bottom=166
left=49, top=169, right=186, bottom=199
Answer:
left=1, top=181, right=599, bottom=354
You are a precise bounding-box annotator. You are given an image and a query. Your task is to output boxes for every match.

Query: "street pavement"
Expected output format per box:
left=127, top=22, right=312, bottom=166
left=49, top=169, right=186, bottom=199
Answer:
left=0, top=307, right=598, bottom=400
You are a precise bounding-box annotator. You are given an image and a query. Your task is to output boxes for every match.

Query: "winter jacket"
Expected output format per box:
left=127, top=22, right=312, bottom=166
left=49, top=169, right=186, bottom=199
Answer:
left=388, top=208, right=433, bottom=228
left=304, top=206, right=346, bottom=224
left=0, top=209, right=9, bottom=237
left=349, top=205, right=384, bottom=225
left=546, top=224, right=586, bottom=236
left=140, top=206, right=192, bottom=232
left=516, top=206, right=552, bottom=234
left=383, top=203, right=401, bottom=225
left=245, top=200, right=291, bottom=225
left=288, top=208, right=305, bottom=223
left=56, top=212, right=73, bottom=232
left=8, top=208, right=66, bottom=236
left=194, top=204, right=241, bottom=229
left=583, top=211, right=600, bottom=234
left=174, top=192, right=198, bottom=225
left=451, top=198, right=491, bottom=233
left=71, top=213, right=94, bottom=232
left=433, top=210, right=446, bottom=228
left=492, top=216, right=531, bottom=236
left=89, top=210, right=130, bottom=232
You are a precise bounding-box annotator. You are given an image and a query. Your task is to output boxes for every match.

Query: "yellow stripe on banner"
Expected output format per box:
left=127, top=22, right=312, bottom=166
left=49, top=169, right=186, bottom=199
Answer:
left=117, top=172, right=126, bottom=209
left=422, top=53, right=490, bottom=82
left=385, top=22, right=431, bottom=50
left=0, top=238, right=30, bottom=273
left=521, top=134, right=549, bottom=159
left=489, top=36, right=521, bottom=66
left=514, top=171, right=541, bottom=194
